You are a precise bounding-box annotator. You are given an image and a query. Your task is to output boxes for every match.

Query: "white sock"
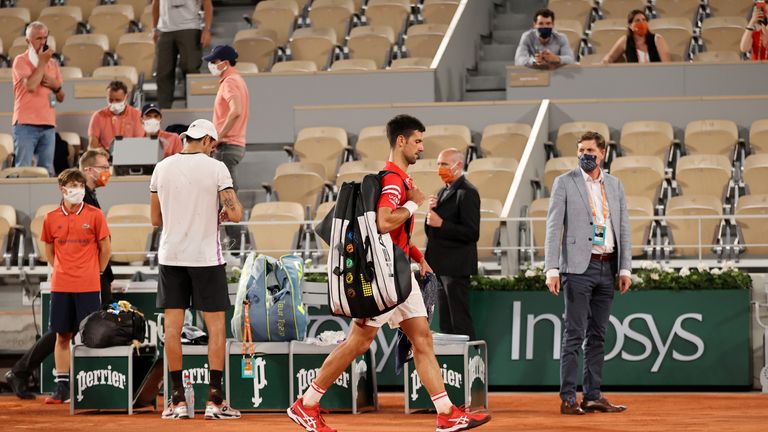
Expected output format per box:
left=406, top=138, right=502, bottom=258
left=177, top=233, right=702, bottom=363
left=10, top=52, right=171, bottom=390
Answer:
left=431, top=391, right=453, bottom=415
left=302, top=381, right=326, bottom=407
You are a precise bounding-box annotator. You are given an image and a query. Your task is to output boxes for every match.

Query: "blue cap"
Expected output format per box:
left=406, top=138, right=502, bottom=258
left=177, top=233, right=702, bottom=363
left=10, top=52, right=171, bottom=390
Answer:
left=203, top=44, right=238, bottom=63
left=141, top=103, right=161, bottom=116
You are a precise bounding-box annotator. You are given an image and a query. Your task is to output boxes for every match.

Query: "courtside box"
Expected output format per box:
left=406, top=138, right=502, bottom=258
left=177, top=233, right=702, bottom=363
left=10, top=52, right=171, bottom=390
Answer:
left=163, top=345, right=225, bottom=412
left=225, top=341, right=291, bottom=411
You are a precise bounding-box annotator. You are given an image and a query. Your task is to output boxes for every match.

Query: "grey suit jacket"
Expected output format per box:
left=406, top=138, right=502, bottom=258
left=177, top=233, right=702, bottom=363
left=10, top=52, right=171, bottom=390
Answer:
left=544, top=167, right=631, bottom=275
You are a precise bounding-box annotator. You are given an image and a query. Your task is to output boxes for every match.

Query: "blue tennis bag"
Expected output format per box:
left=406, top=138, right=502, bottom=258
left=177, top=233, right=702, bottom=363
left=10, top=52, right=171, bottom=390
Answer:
left=231, top=253, right=308, bottom=342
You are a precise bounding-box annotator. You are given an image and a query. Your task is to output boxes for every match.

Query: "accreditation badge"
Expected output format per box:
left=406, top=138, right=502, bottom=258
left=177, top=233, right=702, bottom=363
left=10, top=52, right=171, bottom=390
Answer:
left=242, top=357, right=255, bottom=378
left=592, top=224, right=606, bottom=245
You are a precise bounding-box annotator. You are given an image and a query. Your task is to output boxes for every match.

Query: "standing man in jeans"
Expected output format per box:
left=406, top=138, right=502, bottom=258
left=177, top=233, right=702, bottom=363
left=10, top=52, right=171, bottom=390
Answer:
left=152, top=0, right=213, bottom=109
left=12, top=21, right=65, bottom=175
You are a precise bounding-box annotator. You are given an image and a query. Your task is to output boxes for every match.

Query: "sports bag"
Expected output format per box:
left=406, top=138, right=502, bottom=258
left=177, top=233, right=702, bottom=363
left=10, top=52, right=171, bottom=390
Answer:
left=316, top=171, right=413, bottom=318
left=231, top=253, right=308, bottom=342
left=80, top=300, right=146, bottom=348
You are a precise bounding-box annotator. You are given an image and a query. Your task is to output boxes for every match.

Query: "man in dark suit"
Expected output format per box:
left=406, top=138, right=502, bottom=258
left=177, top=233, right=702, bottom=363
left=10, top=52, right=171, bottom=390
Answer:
left=425, top=148, right=481, bottom=340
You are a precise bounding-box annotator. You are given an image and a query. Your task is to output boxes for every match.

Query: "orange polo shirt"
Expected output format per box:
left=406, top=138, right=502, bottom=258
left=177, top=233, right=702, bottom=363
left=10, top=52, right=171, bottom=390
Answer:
left=88, top=105, right=144, bottom=152
left=212, top=68, right=249, bottom=146
left=41, top=202, right=110, bottom=293
left=158, top=130, right=183, bottom=158
left=12, top=50, right=62, bottom=127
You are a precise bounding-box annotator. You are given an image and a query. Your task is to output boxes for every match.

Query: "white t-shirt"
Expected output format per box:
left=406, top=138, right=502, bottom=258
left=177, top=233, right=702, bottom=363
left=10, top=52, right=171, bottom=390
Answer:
left=150, top=152, right=233, bottom=267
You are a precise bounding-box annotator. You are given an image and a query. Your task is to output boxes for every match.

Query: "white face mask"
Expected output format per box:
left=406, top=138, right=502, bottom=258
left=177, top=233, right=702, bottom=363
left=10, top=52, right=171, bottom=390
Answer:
left=63, top=187, right=85, bottom=205
left=208, top=62, right=224, bottom=76
left=143, top=118, right=161, bottom=135
left=28, top=44, right=39, bottom=67
left=109, top=99, right=127, bottom=115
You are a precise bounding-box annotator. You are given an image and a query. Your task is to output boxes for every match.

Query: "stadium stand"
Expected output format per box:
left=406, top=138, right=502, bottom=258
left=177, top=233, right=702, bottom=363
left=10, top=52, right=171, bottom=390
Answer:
left=106, top=203, right=154, bottom=264
left=0, top=133, right=13, bottom=168
left=115, top=32, right=155, bottom=79
left=647, top=17, right=694, bottom=61
left=61, top=33, right=109, bottom=76
left=599, top=0, right=649, bottom=20
left=477, top=198, right=502, bottom=259
left=249, top=0, right=299, bottom=47
left=38, top=5, right=82, bottom=50
left=404, top=23, right=447, bottom=59
left=347, top=25, right=396, bottom=68
left=610, top=155, right=666, bottom=203
left=750, top=119, right=768, bottom=154
left=735, top=194, right=768, bottom=255
left=743, top=154, right=768, bottom=195
left=683, top=119, right=739, bottom=157
left=619, top=120, right=674, bottom=158
left=692, top=50, right=742, bottom=62
left=14, top=0, right=48, bottom=20
left=234, top=28, right=278, bottom=72
left=28, top=204, right=58, bottom=264
left=421, top=123, right=471, bottom=159
left=355, top=125, right=390, bottom=162
left=289, top=126, right=349, bottom=181
left=335, top=159, right=382, bottom=187
left=589, top=18, right=629, bottom=54
left=479, top=122, right=531, bottom=160
left=421, top=0, right=459, bottom=25
left=365, top=0, right=412, bottom=37
left=307, top=0, right=355, bottom=45
left=701, top=16, right=747, bottom=52
left=271, top=59, right=317, bottom=72
left=0, top=7, right=30, bottom=55
left=409, top=158, right=443, bottom=195
left=675, top=154, right=732, bottom=198
left=465, top=156, right=517, bottom=202
left=267, top=161, right=328, bottom=217
left=553, top=121, right=611, bottom=157
left=553, top=18, right=584, bottom=54
left=248, top=201, right=304, bottom=258
left=665, top=194, right=722, bottom=257
left=289, top=27, right=338, bottom=70
left=330, top=58, right=377, bottom=71
left=389, top=56, right=432, bottom=69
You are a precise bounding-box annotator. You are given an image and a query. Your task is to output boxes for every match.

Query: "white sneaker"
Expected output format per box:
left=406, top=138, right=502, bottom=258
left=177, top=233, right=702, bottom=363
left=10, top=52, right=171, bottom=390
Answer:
left=204, top=400, right=241, bottom=420
left=161, top=402, right=190, bottom=419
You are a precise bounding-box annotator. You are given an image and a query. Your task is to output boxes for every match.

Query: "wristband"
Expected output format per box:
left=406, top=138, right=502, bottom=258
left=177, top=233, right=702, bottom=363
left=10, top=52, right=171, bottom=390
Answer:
left=746, top=26, right=755, bottom=31
left=52, top=86, right=61, bottom=94
left=402, top=201, right=419, bottom=217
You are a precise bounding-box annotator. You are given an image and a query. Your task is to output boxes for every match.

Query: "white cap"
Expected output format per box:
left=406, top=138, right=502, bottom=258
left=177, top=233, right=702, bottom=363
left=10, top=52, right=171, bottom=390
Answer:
left=180, top=119, right=219, bottom=141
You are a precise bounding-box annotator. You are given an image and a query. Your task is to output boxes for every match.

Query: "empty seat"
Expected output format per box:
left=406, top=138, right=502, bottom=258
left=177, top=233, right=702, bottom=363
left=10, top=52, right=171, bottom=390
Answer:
left=409, top=158, right=443, bottom=195
left=355, top=125, right=390, bottom=162
left=543, top=156, right=578, bottom=192
left=735, top=194, right=768, bottom=255
left=600, top=0, right=648, bottom=19
left=30, top=204, right=58, bottom=263
left=389, top=57, right=432, bottom=69
left=684, top=119, right=738, bottom=156
left=692, top=50, right=742, bottom=63
left=290, top=27, right=337, bottom=70
left=547, top=0, right=595, bottom=22
left=743, top=154, right=768, bottom=195
left=365, top=0, right=411, bottom=37
left=404, top=23, right=447, bottom=59
left=114, top=0, right=150, bottom=20
left=478, top=198, right=503, bottom=259
left=750, top=119, right=768, bottom=154
left=65, top=0, right=101, bottom=20
left=675, top=154, right=731, bottom=198
left=0, top=167, right=49, bottom=178
left=271, top=161, right=327, bottom=216
left=708, top=0, right=754, bottom=18
left=0, top=205, right=15, bottom=265
left=648, top=17, right=693, bottom=60
left=421, top=124, right=471, bottom=159
left=59, top=65, right=83, bottom=79
left=0, top=133, right=13, bottom=168
left=58, top=131, right=81, bottom=166
left=140, top=4, right=152, bottom=30
left=293, top=126, right=349, bottom=181
left=62, top=33, right=109, bottom=76
left=0, top=69, right=11, bottom=80
left=313, top=200, right=336, bottom=254
left=116, top=32, right=155, bottom=78
left=528, top=197, right=548, bottom=256
left=466, top=157, right=518, bottom=202
left=235, top=62, right=259, bottom=73
left=0, top=8, right=31, bottom=54
left=9, top=34, right=56, bottom=59
left=653, top=0, right=702, bottom=20
left=555, top=19, right=584, bottom=53
left=93, top=65, right=138, bottom=89
left=249, top=201, right=304, bottom=258
left=330, top=58, right=378, bottom=71
left=308, top=0, right=355, bottom=44
left=422, top=0, right=459, bottom=25
left=555, top=121, right=611, bottom=157
left=335, top=159, right=382, bottom=186
left=14, top=0, right=47, bottom=20
left=480, top=122, right=531, bottom=160
left=270, top=60, right=318, bottom=72
left=610, top=155, right=665, bottom=202
left=589, top=18, right=628, bottom=54
left=233, top=28, right=277, bottom=72
left=620, top=120, right=674, bottom=158
left=39, top=6, right=83, bottom=49
left=665, top=194, right=722, bottom=257
left=348, top=25, right=395, bottom=68
left=106, top=203, right=154, bottom=264
left=89, top=4, right=135, bottom=51
left=701, top=16, right=747, bottom=51
left=252, top=0, right=299, bottom=47
left=626, top=195, right=654, bottom=257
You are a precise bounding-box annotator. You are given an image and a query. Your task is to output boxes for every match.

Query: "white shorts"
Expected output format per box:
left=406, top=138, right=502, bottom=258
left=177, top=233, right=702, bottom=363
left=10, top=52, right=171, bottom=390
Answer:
left=354, top=274, right=427, bottom=329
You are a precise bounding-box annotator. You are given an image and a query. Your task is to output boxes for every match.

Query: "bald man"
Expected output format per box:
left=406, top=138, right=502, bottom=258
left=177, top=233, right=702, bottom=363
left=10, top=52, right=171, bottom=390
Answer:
left=424, top=148, right=481, bottom=340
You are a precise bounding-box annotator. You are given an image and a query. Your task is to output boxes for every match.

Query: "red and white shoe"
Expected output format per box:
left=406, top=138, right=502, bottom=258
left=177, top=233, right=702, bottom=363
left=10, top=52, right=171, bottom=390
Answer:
left=436, top=405, right=492, bottom=432
left=286, top=397, right=337, bottom=432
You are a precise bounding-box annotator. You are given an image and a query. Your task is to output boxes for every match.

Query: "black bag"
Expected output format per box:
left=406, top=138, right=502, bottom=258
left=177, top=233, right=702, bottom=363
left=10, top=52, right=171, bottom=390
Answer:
left=80, top=302, right=146, bottom=348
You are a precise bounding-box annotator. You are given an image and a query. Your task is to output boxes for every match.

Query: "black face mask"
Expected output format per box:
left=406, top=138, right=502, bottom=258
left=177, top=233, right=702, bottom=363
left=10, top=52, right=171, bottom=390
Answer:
left=537, top=27, right=553, bottom=39
left=579, top=153, right=598, bottom=173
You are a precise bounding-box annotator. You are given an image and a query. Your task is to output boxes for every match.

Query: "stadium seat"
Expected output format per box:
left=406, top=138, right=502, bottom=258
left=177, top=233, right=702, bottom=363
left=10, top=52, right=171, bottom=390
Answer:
left=251, top=0, right=299, bottom=47
left=675, top=154, right=731, bottom=198
left=233, top=28, right=278, bottom=72
left=249, top=201, right=304, bottom=258
left=619, top=120, right=674, bottom=158
left=62, top=33, right=109, bottom=76
left=701, top=16, right=747, bottom=52
left=39, top=6, right=83, bottom=49
left=600, top=0, right=649, bottom=20
left=735, top=194, right=768, bottom=255
left=692, top=50, right=742, bottom=63
left=389, top=57, right=432, bottom=69
left=466, top=157, right=518, bottom=202
left=665, top=194, right=722, bottom=257
left=684, top=119, right=738, bottom=156
left=409, top=158, right=443, bottom=195
left=750, top=119, right=768, bottom=154
left=313, top=200, right=336, bottom=254
left=743, top=154, right=768, bottom=195
left=59, top=65, right=83, bottom=79
left=116, top=32, right=155, bottom=78
left=65, top=0, right=101, bottom=21
left=528, top=197, right=548, bottom=256
left=478, top=198, right=502, bottom=259
left=0, top=133, right=13, bottom=168
left=589, top=19, right=628, bottom=54
left=626, top=195, right=654, bottom=257
left=555, top=121, right=611, bottom=157
left=421, top=124, right=471, bottom=159
left=480, top=122, right=531, bottom=160
left=543, top=156, right=578, bottom=192
left=365, top=0, right=411, bottom=37
left=58, top=131, right=81, bottom=166
left=271, top=161, right=327, bottom=217
left=9, top=34, right=56, bottom=59
left=308, top=0, right=355, bottom=44
left=29, top=204, right=58, bottom=263
left=140, top=4, right=152, bottom=31
left=289, top=27, right=337, bottom=70
left=89, top=4, right=135, bottom=51
left=271, top=59, right=318, bottom=72
left=578, top=53, right=606, bottom=64
left=421, top=0, right=459, bottom=25
left=115, top=0, right=150, bottom=21
left=106, top=203, right=154, bottom=264
left=610, top=155, right=665, bottom=202
left=292, top=126, right=349, bottom=181
left=707, top=0, right=753, bottom=18
left=547, top=0, right=595, bottom=23
left=335, top=159, right=382, bottom=187
left=93, top=65, right=138, bottom=90
left=235, top=62, right=259, bottom=73
left=0, top=167, right=49, bottom=178
left=648, top=17, right=693, bottom=61
left=355, top=125, right=390, bottom=162
left=0, top=68, right=12, bottom=80
left=330, top=58, right=378, bottom=71
left=347, top=25, right=395, bottom=68
left=0, top=8, right=31, bottom=55
left=554, top=19, right=584, bottom=53
left=14, top=0, right=48, bottom=20
left=404, top=23, right=447, bottom=59
left=652, top=0, right=702, bottom=20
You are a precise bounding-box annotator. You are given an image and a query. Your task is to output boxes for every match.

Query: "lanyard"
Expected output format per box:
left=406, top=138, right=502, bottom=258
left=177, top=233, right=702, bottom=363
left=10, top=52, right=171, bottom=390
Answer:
left=110, top=114, right=125, bottom=139
left=242, top=300, right=254, bottom=358
left=585, top=179, right=608, bottom=224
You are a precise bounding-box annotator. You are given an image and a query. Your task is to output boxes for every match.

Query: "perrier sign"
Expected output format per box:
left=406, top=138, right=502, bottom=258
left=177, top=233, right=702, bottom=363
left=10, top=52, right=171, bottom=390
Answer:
left=226, top=341, right=290, bottom=410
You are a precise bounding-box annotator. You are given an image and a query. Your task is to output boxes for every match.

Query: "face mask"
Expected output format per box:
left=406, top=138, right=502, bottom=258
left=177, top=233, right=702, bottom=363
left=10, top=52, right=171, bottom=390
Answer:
left=63, top=187, right=85, bottom=205
left=143, top=118, right=161, bottom=135
left=109, top=100, right=126, bottom=115
left=632, top=21, right=649, bottom=37
left=95, top=170, right=111, bottom=187
left=438, top=162, right=459, bottom=184
left=578, top=153, right=599, bottom=173
left=537, top=27, right=553, bottom=39
left=208, top=62, right=224, bottom=76
left=28, top=44, right=39, bottom=67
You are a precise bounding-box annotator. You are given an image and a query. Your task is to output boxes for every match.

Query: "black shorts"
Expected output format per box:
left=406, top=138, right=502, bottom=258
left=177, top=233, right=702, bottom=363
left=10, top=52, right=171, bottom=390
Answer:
left=158, top=264, right=230, bottom=312
left=49, top=291, right=101, bottom=334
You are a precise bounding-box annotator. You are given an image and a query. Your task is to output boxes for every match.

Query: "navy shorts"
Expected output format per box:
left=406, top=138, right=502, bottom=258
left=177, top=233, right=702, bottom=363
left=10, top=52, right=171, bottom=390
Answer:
left=49, top=291, right=101, bottom=334
left=158, top=264, right=230, bottom=312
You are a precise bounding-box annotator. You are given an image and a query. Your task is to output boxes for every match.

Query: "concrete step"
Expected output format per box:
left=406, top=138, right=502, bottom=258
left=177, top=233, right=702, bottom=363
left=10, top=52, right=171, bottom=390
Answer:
left=493, top=29, right=526, bottom=44
left=506, top=0, right=548, bottom=15
left=465, top=74, right=506, bottom=92
left=477, top=60, right=511, bottom=77
left=480, top=43, right=517, bottom=61
left=462, top=90, right=508, bottom=102
left=493, top=13, right=529, bottom=31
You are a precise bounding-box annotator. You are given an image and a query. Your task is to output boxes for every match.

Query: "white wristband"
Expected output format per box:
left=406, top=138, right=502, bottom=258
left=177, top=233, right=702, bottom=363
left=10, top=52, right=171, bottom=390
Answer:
left=402, top=201, right=419, bottom=217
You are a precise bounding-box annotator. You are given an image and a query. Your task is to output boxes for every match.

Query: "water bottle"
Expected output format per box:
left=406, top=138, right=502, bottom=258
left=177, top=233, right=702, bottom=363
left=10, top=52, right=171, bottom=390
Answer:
left=184, top=381, right=195, bottom=418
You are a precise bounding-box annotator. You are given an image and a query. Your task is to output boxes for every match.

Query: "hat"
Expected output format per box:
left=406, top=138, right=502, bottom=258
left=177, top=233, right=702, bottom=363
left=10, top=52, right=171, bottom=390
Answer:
left=180, top=119, right=218, bottom=141
left=203, top=44, right=238, bottom=64
left=141, top=103, right=161, bottom=116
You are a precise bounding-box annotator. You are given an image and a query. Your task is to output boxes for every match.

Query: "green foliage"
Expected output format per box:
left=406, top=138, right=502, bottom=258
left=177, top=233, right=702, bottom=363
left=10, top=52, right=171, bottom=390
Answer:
left=304, top=272, right=329, bottom=283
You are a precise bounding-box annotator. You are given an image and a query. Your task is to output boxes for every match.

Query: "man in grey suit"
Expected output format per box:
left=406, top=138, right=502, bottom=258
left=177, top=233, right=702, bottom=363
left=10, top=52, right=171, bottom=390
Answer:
left=544, top=131, right=632, bottom=415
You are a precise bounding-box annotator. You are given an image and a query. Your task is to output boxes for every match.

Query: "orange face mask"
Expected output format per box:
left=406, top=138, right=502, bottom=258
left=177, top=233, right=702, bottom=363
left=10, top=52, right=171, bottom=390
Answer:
left=438, top=162, right=459, bottom=184
left=95, top=170, right=111, bottom=187
left=633, top=21, right=649, bottom=37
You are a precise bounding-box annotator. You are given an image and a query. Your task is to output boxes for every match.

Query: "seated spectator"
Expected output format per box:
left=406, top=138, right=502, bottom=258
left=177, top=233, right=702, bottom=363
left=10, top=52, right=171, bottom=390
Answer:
left=601, top=10, right=670, bottom=64
left=88, top=81, right=143, bottom=153
left=141, top=103, right=182, bottom=158
left=514, top=8, right=575, bottom=68
left=740, top=3, right=768, bottom=60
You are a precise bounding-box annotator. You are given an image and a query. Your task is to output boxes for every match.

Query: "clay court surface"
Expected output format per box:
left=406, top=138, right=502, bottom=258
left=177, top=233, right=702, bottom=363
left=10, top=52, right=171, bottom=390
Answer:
left=3, top=392, right=767, bottom=431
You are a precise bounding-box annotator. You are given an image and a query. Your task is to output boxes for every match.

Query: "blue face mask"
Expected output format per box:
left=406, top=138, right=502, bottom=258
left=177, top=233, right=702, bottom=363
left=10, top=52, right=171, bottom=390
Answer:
left=579, top=153, right=598, bottom=173
left=537, top=27, right=553, bottom=39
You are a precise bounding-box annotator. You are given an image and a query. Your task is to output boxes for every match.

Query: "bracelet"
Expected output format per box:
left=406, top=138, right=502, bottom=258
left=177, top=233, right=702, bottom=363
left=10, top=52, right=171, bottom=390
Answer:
left=52, top=86, right=61, bottom=94
left=401, top=201, right=419, bottom=217
left=746, top=26, right=755, bottom=31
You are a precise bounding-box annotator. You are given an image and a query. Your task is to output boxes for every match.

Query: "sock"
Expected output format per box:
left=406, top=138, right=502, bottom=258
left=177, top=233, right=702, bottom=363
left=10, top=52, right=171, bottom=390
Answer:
left=208, top=370, right=224, bottom=404
left=302, top=381, right=326, bottom=407
left=54, top=371, right=69, bottom=385
left=170, top=370, right=185, bottom=404
left=431, top=391, right=453, bottom=415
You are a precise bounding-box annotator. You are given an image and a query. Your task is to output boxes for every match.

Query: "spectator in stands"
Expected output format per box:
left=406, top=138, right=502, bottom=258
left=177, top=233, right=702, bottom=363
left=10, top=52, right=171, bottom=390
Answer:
left=88, top=81, right=143, bottom=154
left=40, top=168, right=111, bottom=404
left=740, top=3, right=768, bottom=60
left=601, top=10, right=671, bottom=64
left=515, top=8, right=575, bottom=68
left=150, top=119, right=243, bottom=420
left=152, top=0, right=213, bottom=109
left=141, top=103, right=182, bottom=158
left=11, top=21, right=65, bottom=176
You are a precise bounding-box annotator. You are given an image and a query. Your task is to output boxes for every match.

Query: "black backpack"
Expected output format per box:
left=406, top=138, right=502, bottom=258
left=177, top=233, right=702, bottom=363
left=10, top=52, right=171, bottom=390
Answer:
left=80, top=302, right=146, bottom=348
